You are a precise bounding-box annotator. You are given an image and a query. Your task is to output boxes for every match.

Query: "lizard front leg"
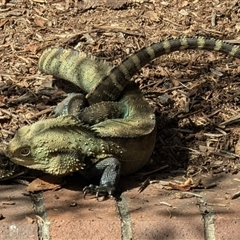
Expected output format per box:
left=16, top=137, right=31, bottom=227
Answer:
left=82, top=157, right=121, bottom=199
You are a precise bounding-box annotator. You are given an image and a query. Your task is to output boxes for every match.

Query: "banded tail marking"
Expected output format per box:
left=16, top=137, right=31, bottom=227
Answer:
left=87, top=36, right=240, bottom=104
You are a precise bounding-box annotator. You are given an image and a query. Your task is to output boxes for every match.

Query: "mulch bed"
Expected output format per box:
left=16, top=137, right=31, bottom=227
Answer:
left=1, top=0, right=240, bottom=182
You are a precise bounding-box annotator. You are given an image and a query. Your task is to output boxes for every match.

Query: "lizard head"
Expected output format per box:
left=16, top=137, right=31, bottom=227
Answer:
left=6, top=115, right=91, bottom=176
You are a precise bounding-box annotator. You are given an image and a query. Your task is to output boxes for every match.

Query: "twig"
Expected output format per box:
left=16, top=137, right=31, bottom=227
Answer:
left=232, top=191, right=240, bottom=199
left=28, top=107, right=53, bottom=119
left=220, top=114, right=240, bottom=126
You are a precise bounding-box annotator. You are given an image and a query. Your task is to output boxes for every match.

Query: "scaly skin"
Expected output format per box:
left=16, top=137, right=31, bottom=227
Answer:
left=40, top=47, right=155, bottom=137
left=53, top=92, right=127, bottom=125
left=6, top=114, right=156, bottom=177
left=38, top=48, right=112, bottom=94
left=0, top=55, right=112, bottom=181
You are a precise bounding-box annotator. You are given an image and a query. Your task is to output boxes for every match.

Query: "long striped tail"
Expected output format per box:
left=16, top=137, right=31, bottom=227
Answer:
left=87, top=36, right=240, bottom=104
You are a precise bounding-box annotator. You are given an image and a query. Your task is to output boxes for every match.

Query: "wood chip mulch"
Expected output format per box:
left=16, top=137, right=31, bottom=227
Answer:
left=1, top=0, right=240, bottom=181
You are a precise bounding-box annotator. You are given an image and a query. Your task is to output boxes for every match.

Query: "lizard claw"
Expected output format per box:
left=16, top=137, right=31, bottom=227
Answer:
left=83, top=184, right=115, bottom=200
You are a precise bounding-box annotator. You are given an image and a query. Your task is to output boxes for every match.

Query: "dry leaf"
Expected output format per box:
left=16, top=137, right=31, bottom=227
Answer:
left=0, top=18, right=9, bottom=28
left=144, top=11, right=159, bottom=22
left=25, top=216, right=35, bottom=224
left=179, top=9, right=189, bottom=16
left=34, top=17, right=47, bottom=27
left=26, top=176, right=62, bottom=192
left=181, top=1, right=189, bottom=7
left=25, top=45, right=39, bottom=53
left=164, top=178, right=201, bottom=191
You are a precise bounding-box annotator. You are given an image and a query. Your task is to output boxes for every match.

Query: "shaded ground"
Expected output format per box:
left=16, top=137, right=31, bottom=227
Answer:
left=1, top=0, right=240, bottom=186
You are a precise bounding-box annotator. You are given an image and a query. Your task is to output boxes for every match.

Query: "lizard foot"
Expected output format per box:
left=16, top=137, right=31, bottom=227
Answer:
left=83, top=184, right=115, bottom=200
left=53, top=93, right=86, bottom=117
left=82, top=157, right=120, bottom=200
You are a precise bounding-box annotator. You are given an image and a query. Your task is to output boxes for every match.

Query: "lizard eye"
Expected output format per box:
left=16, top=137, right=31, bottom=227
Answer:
left=20, top=147, right=31, bottom=156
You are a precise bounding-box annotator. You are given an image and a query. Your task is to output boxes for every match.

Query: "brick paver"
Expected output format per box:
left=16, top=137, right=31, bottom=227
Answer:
left=1, top=173, right=240, bottom=240
left=0, top=184, right=38, bottom=240
left=204, top=173, right=240, bottom=240
left=44, top=187, right=121, bottom=240
left=124, top=183, right=204, bottom=240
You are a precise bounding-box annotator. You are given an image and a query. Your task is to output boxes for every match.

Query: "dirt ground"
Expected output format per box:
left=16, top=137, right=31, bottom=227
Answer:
left=0, top=0, right=240, bottom=185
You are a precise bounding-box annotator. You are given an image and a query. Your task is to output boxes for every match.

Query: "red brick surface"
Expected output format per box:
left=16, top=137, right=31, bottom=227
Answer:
left=1, top=173, right=240, bottom=240
left=124, top=185, right=204, bottom=240
left=44, top=188, right=121, bottom=240
left=0, top=184, right=37, bottom=240
left=204, top=173, right=240, bottom=240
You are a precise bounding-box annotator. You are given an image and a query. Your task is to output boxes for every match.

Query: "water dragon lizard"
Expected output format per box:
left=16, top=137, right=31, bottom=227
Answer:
left=3, top=36, right=240, bottom=197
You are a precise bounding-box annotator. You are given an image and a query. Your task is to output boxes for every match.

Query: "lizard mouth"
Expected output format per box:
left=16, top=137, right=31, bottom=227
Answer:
left=11, top=157, right=38, bottom=169
left=11, top=157, right=25, bottom=164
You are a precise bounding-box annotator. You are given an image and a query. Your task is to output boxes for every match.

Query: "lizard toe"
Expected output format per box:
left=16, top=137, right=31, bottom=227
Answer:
left=83, top=184, right=115, bottom=200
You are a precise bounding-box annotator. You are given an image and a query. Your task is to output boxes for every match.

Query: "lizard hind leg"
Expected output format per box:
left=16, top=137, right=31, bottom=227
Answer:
left=53, top=93, right=87, bottom=117
left=82, top=157, right=121, bottom=199
left=53, top=93, right=127, bottom=125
